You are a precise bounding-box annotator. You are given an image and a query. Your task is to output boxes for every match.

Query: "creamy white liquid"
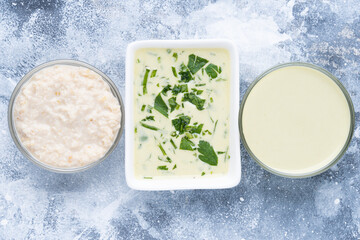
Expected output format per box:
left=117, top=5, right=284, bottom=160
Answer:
left=242, top=66, right=351, bottom=175
left=133, top=48, right=231, bottom=179
left=14, top=65, right=121, bottom=168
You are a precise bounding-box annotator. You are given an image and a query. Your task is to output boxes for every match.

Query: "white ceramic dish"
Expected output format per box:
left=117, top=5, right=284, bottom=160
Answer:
left=125, top=39, right=241, bottom=190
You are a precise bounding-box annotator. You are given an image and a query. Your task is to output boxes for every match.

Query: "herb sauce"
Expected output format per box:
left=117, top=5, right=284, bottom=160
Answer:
left=134, top=48, right=230, bottom=178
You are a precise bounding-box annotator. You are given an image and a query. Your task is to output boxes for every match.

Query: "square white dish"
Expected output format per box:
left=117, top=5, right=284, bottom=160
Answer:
left=125, top=39, right=241, bottom=190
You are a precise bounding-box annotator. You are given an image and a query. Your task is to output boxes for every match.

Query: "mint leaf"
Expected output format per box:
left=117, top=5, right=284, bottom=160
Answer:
left=183, top=92, right=205, bottom=110
left=187, top=54, right=208, bottom=74
left=172, top=84, right=188, bottom=95
left=142, top=68, right=150, bottom=94
left=205, top=63, right=221, bottom=79
left=179, top=137, right=195, bottom=151
left=198, top=140, right=218, bottom=166
left=172, top=115, right=191, bottom=134
left=154, top=93, right=168, bottom=117
left=168, top=97, right=179, bottom=112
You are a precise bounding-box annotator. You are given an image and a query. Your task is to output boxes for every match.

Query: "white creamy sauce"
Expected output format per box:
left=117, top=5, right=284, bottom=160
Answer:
left=133, top=48, right=231, bottom=179
left=242, top=66, right=351, bottom=175
left=14, top=65, right=121, bottom=168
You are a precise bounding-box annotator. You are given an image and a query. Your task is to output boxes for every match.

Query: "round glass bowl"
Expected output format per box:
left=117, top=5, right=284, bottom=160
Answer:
left=8, top=60, right=125, bottom=173
left=239, top=62, right=355, bottom=178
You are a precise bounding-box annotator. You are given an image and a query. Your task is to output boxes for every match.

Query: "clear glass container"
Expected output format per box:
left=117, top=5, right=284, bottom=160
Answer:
left=8, top=60, right=125, bottom=173
left=239, top=62, right=355, bottom=178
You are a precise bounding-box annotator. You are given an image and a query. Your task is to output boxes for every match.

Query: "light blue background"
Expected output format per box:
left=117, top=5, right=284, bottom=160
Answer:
left=1, top=0, right=359, bottom=239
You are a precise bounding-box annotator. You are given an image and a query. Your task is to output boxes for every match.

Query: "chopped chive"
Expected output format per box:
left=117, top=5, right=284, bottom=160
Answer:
left=157, top=57, right=161, bottom=63
left=158, top=143, right=167, bottom=155
left=140, top=122, right=159, bottom=131
left=157, top=165, right=168, bottom=170
left=195, top=83, right=206, bottom=87
left=141, top=105, right=146, bottom=111
left=170, top=138, right=177, bottom=149
left=150, top=69, right=157, bottom=78
left=172, top=164, right=177, bottom=170
left=166, top=156, right=172, bottom=163
left=136, top=59, right=140, bottom=63
left=142, top=68, right=150, bottom=95
left=201, top=172, right=205, bottom=176
left=213, top=120, right=218, bottom=134
left=171, top=66, right=178, bottom=78
left=210, top=97, right=213, bottom=103
left=135, top=127, right=137, bottom=133
left=217, top=151, right=225, bottom=154
left=144, top=177, right=152, bottom=179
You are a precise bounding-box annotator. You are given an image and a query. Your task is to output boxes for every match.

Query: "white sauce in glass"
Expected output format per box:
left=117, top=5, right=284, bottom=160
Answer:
left=14, top=65, right=121, bottom=168
left=134, top=48, right=231, bottom=179
left=242, top=66, right=351, bottom=175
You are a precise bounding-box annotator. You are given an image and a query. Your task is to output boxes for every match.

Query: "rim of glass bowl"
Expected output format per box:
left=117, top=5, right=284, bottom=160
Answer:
left=238, top=62, right=355, bottom=178
left=8, top=59, right=125, bottom=173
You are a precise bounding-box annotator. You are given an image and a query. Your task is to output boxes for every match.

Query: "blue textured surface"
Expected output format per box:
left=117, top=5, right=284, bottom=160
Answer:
left=1, top=0, right=360, bottom=239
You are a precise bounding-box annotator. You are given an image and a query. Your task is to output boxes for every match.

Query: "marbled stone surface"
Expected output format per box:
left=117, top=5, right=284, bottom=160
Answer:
left=1, top=0, right=360, bottom=239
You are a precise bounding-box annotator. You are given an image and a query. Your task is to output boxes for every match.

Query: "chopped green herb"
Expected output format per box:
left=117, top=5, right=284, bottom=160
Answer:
left=205, top=63, right=221, bottom=79
left=185, top=132, right=193, bottom=139
left=195, top=83, right=206, bottom=87
left=140, top=122, right=159, bottom=131
left=141, top=104, right=146, bottom=111
left=182, top=93, right=205, bottom=110
left=191, top=88, right=203, bottom=95
left=136, top=59, right=140, bottom=63
left=172, top=84, right=188, bottom=95
left=157, top=165, right=168, bottom=170
left=172, top=52, right=178, bottom=61
left=154, top=93, right=169, bottom=118
left=172, top=164, right=177, bottom=170
left=179, top=69, right=194, bottom=82
left=141, top=116, right=155, bottom=121
left=187, top=54, right=209, bottom=74
left=217, top=151, right=225, bottom=154
left=150, top=69, right=157, bottom=78
left=198, top=140, right=218, bottom=166
left=157, top=56, right=161, bottom=63
left=158, top=143, right=167, bottom=156
left=161, top=85, right=172, bottom=96
left=201, top=172, right=205, bottom=176
left=166, top=49, right=171, bottom=54
left=170, top=138, right=177, bottom=149
left=213, top=120, right=218, bottom=133
left=168, top=97, right=179, bottom=112
left=172, top=115, right=191, bottom=134
left=187, top=123, right=203, bottom=134
left=210, top=97, right=213, bottom=103
left=144, top=177, right=152, bottom=179
left=135, top=127, right=137, bottom=133
left=171, top=66, right=178, bottom=78
left=204, top=130, right=212, bottom=135
left=142, top=68, right=150, bottom=95
left=166, top=156, right=172, bottom=163
left=179, top=137, right=195, bottom=151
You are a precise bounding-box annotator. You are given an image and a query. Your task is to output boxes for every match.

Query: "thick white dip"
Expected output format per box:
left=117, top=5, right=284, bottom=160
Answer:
left=13, top=65, right=121, bottom=168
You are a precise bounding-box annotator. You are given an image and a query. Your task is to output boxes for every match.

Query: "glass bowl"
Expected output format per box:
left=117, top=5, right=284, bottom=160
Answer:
left=239, top=62, right=355, bottom=178
left=8, top=59, right=125, bottom=173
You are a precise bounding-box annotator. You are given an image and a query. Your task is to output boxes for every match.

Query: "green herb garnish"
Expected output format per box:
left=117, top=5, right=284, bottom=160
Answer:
left=158, top=143, right=167, bottom=155
left=205, top=63, right=221, bottom=79
left=170, top=138, right=177, bottom=149
left=171, top=66, right=178, bottom=78
left=142, top=68, right=150, bottom=95
left=141, top=116, right=155, bottom=121
left=179, top=137, right=195, bottom=151
left=172, top=115, right=191, bottom=134
left=187, top=123, right=203, bottom=134
left=144, top=177, right=152, bottom=179
left=195, top=83, right=206, bottom=87
left=172, top=84, right=188, bottom=95
left=157, top=165, right=168, bottom=170
left=141, top=105, right=146, bottom=111
left=201, top=172, right=205, bottom=176
left=161, top=85, right=172, bottom=96
left=150, top=69, right=157, bottom=78
left=154, top=93, right=169, bottom=117
left=172, top=52, right=178, bottom=61
left=140, top=122, right=159, bottom=131
left=168, top=97, right=179, bottom=112
left=182, top=92, right=205, bottom=110
left=187, top=54, right=209, bottom=74
left=172, top=164, right=177, bottom=170
left=166, top=49, right=171, bottom=54
left=198, top=140, right=218, bottom=166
